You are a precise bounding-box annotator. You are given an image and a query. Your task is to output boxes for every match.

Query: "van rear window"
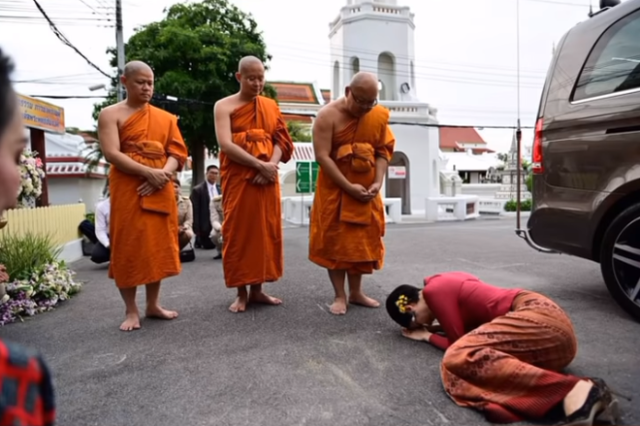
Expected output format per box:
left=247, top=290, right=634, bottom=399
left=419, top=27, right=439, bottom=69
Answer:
left=573, top=9, right=640, bottom=101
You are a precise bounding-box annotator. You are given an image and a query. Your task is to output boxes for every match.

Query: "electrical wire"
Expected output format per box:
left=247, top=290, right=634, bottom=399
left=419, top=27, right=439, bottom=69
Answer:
left=29, top=0, right=111, bottom=78
left=24, top=93, right=535, bottom=129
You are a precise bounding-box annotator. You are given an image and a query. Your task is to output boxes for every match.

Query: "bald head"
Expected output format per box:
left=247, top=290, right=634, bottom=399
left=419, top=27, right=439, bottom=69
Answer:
left=121, top=60, right=153, bottom=103
left=123, top=60, right=152, bottom=77
left=238, top=56, right=264, bottom=73
left=344, top=72, right=379, bottom=116
left=350, top=72, right=378, bottom=91
left=236, top=56, right=265, bottom=98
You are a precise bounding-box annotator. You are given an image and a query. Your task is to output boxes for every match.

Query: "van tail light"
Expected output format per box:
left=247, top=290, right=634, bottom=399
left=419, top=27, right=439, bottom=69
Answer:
left=532, top=118, right=543, bottom=174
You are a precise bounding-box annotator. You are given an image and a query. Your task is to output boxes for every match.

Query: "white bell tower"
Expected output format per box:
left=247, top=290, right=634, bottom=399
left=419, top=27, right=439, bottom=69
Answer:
left=329, top=0, right=417, bottom=101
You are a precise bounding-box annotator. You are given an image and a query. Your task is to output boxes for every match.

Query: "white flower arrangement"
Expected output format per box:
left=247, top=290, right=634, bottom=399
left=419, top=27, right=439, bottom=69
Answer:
left=0, top=261, right=82, bottom=325
left=17, top=149, right=46, bottom=208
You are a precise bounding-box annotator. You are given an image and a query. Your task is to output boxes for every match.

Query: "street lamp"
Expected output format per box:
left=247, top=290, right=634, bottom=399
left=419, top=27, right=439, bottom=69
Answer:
left=89, top=84, right=106, bottom=91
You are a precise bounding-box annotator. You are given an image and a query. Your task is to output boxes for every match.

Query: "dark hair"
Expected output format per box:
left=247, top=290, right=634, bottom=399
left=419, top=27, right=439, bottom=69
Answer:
left=385, top=284, right=421, bottom=328
left=206, top=165, right=219, bottom=172
left=0, top=48, right=16, bottom=139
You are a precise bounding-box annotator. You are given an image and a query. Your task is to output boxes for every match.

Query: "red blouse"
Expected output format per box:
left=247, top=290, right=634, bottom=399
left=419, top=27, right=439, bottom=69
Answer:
left=422, top=272, right=521, bottom=350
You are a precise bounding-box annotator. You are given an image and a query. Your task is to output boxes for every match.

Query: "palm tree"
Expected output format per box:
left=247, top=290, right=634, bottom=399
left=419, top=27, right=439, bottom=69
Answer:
left=80, top=131, right=110, bottom=196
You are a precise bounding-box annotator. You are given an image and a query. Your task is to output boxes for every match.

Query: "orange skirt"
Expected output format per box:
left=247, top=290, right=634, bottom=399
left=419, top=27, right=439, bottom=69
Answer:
left=440, top=291, right=581, bottom=423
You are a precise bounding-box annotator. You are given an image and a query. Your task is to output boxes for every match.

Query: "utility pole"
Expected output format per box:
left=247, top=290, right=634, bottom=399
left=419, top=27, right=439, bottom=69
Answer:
left=115, top=0, right=125, bottom=102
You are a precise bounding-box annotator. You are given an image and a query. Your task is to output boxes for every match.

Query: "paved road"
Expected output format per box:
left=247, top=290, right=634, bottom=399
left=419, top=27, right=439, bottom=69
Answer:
left=3, top=218, right=639, bottom=426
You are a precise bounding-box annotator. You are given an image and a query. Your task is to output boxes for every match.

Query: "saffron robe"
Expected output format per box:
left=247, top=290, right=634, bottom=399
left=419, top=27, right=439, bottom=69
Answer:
left=309, top=105, right=395, bottom=274
left=219, top=96, right=294, bottom=287
left=108, top=104, right=188, bottom=288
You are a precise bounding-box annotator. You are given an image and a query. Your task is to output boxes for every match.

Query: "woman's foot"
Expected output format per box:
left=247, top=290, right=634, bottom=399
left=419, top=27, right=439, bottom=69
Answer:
left=562, top=379, right=620, bottom=425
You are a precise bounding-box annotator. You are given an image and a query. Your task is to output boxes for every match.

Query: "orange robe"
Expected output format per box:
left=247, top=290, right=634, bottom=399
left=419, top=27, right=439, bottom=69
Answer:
left=309, top=105, right=395, bottom=274
left=219, top=96, right=294, bottom=287
left=108, top=104, right=188, bottom=288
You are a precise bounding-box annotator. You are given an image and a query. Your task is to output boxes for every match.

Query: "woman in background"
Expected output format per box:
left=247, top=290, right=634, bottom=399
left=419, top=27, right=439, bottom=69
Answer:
left=0, top=47, right=56, bottom=425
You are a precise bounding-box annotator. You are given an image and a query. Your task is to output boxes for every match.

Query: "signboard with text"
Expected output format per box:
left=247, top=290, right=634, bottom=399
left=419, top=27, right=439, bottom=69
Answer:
left=18, top=94, right=65, bottom=134
left=296, top=161, right=319, bottom=193
left=388, top=166, right=406, bottom=179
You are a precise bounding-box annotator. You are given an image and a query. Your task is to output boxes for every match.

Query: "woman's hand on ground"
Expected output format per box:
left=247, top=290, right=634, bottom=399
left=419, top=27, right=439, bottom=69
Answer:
left=401, top=328, right=432, bottom=342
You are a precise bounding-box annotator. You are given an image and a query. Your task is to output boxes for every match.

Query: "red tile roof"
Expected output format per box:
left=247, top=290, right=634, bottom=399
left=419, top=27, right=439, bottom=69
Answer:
left=283, top=113, right=312, bottom=123
left=320, top=89, right=331, bottom=104
left=439, top=127, right=494, bottom=153
left=269, top=82, right=320, bottom=104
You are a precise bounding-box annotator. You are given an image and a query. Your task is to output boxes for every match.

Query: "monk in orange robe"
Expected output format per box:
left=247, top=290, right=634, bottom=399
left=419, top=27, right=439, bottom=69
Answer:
left=309, top=72, right=395, bottom=315
left=97, top=61, right=188, bottom=331
left=213, top=56, right=295, bottom=312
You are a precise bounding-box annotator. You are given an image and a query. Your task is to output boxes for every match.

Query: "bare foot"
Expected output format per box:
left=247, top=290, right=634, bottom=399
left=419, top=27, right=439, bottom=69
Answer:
left=120, top=313, right=141, bottom=331
left=229, top=296, right=248, bottom=313
left=329, top=297, right=347, bottom=315
left=146, top=306, right=178, bottom=320
left=349, top=293, right=380, bottom=308
left=248, top=291, right=282, bottom=305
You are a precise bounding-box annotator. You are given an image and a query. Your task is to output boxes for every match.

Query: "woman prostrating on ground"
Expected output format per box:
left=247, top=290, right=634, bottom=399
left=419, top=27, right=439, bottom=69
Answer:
left=386, top=271, right=625, bottom=425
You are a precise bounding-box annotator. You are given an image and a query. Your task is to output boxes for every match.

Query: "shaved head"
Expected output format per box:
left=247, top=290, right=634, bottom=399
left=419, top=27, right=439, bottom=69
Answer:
left=123, top=60, right=152, bottom=77
left=121, top=60, right=153, bottom=104
left=236, top=56, right=265, bottom=99
left=238, top=56, right=264, bottom=73
left=344, top=72, right=379, bottom=117
left=350, top=72, right=378, bottom=91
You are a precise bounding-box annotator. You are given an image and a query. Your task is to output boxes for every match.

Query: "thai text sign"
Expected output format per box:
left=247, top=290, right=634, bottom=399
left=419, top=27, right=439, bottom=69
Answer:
left=17, top=94, right=65, bottom=134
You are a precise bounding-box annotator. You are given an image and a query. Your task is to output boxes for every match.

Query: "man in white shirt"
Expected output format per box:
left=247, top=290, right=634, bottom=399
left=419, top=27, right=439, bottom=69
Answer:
left=190, top=165, right=221, bottom=250
left=91, top=197, right=111, bottom=264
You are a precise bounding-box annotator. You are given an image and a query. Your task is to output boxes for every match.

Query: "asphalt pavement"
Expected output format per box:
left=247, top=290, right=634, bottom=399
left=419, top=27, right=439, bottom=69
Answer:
left=2, top=217, right=639, bottom=426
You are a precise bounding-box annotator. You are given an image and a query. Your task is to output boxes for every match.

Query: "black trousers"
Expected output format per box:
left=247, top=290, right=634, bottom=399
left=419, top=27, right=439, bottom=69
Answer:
left=195, top=234, right=216, bottom=250
left=78, top=220, right=111, bottom=264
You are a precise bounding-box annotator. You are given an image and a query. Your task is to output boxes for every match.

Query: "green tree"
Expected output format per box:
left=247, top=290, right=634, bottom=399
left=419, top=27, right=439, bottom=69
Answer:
left=286, top=121, right=312, bottom=142
left=92, top=0, right=274, bottom=186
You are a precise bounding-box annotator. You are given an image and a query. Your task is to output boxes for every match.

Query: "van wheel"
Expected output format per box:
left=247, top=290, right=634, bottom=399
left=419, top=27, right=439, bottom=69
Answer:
left=601, top=203, right=640, bottom=321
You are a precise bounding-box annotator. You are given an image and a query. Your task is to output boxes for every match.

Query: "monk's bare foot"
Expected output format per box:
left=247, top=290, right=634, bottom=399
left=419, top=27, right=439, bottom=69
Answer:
left=329, top=297, right=347, bottom=315
left=248, top=291, right=282, bottom=306
left=349, top=293, right=380, bottom=308
left=229, top=295, right=248, bottom=313
left=120, top=313, right=141, bottom=331
left=146, top=306, right=178, bottom=320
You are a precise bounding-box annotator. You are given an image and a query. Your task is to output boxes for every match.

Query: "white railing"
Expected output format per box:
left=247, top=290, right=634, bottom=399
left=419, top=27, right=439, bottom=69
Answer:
left=281, top=196, right=402, bottom=226
left=425, top=195, right=480, bottom=222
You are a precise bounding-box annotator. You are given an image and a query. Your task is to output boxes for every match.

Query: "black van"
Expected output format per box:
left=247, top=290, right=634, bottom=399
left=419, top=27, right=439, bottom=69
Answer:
left=520, top=0, right=640, bottom=320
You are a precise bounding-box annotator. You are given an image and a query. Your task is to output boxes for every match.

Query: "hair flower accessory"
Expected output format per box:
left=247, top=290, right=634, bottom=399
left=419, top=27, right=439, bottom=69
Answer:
left=396, top=294, right=409, bottom=313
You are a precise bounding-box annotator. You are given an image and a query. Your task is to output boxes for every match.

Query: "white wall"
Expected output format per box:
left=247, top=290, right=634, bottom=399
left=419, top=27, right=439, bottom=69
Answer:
left=48, top=178, right=104, bottom=213
left=331, top=7, right=415, bottom=101
left=380, top=123, right=439, bottom=212
left=278, top=124, right=440, bottom=215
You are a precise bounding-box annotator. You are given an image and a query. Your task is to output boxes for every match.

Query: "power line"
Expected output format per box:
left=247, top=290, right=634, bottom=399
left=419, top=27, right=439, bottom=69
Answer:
left=30, top=0, right=112, bottom=78
left=25, top=93, right=534, bottom=129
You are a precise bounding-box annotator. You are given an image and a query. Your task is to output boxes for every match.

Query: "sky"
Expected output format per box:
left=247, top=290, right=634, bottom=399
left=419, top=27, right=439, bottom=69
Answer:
left=1, top=0, right=599, bottom=153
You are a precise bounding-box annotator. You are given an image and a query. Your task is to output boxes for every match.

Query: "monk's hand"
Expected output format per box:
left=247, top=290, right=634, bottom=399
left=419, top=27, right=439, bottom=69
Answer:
left=258, top=161, right=278, bottom=181
left=401, top=328, right=432, bottom=342
left=138, top=181, right=157, bottom=196
left=367, top=182, right=381, bottom=196
left=347, top=183, right=372, bottom=202
left=252, top=174, right=270, bottom=185
left=145, top=168, right=171, bottom=189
